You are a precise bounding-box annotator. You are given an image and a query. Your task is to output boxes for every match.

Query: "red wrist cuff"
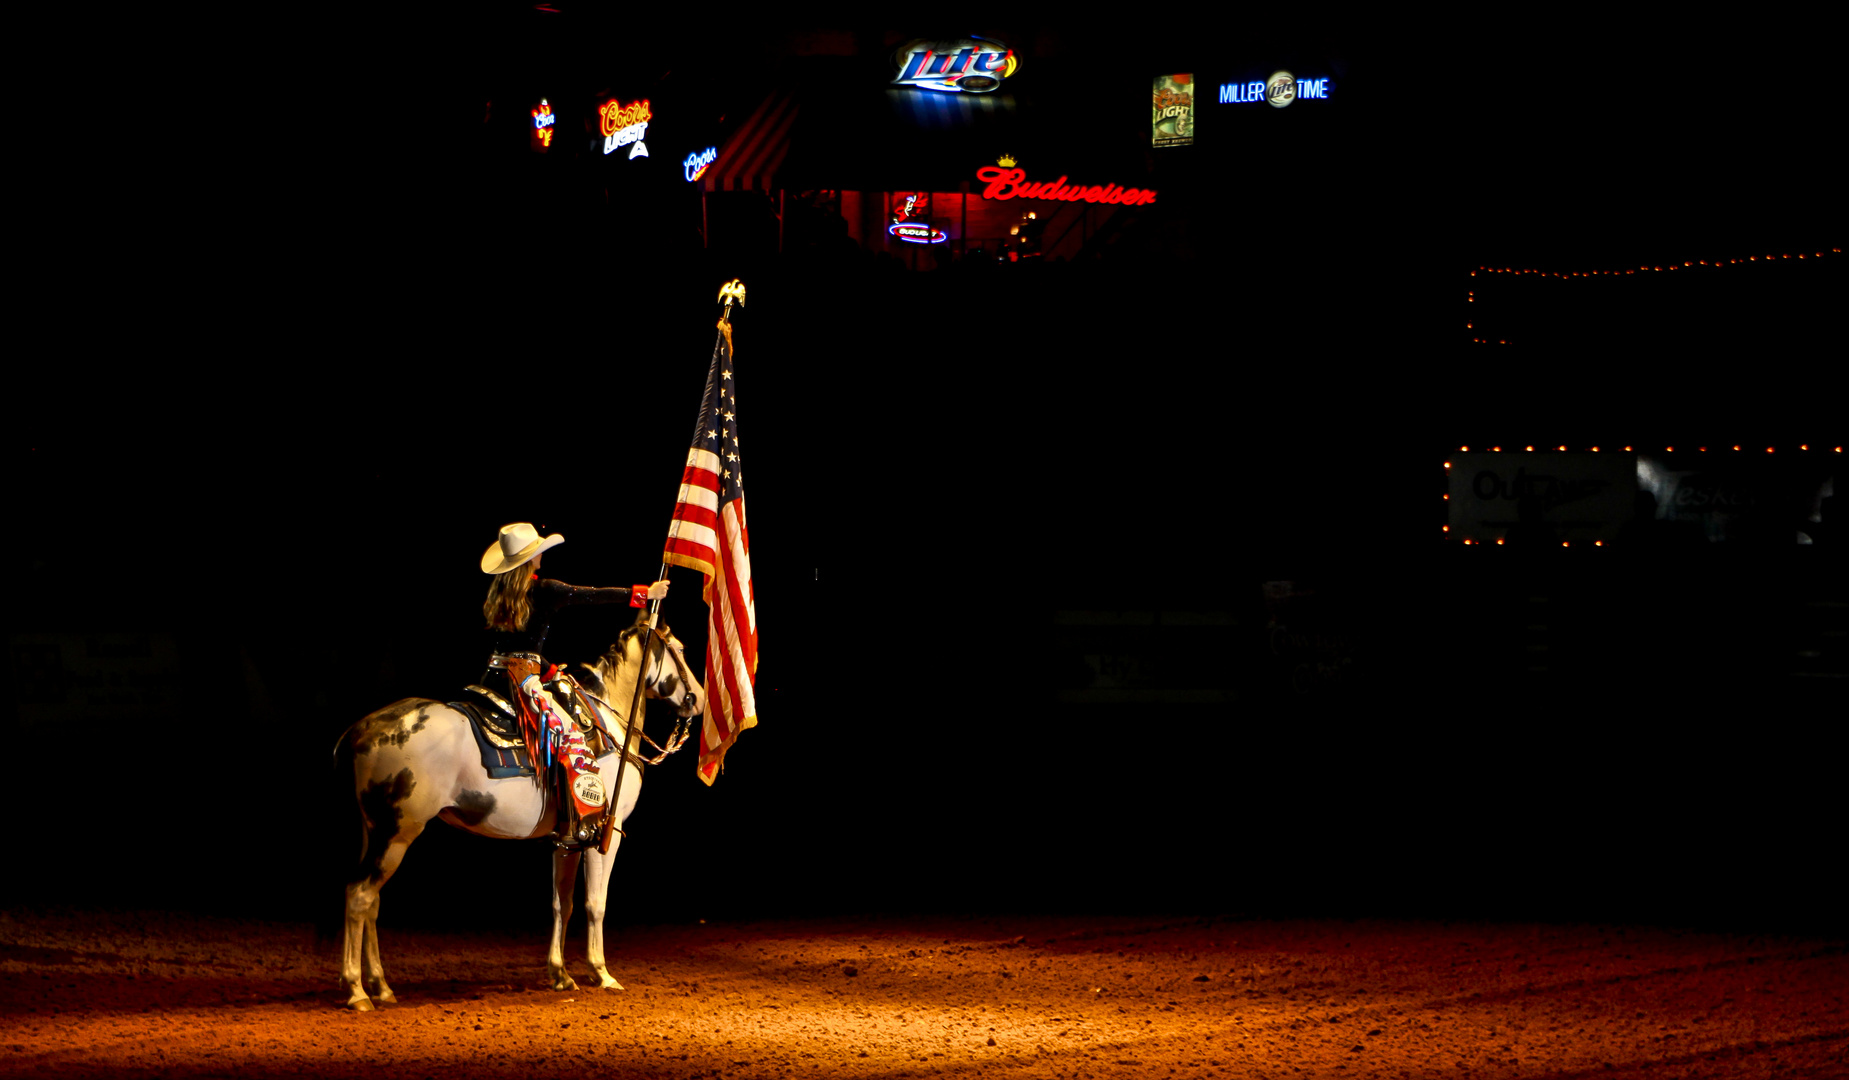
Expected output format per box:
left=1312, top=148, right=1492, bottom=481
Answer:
left=629, top=584, right=649, bottom=608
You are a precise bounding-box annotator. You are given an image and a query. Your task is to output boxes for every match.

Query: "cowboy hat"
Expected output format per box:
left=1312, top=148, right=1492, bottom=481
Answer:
left=481, top=523, right=565, bottom=574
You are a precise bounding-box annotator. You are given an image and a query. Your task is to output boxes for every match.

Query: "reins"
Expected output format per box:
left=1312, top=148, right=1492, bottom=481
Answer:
left=577, top=682, right=692, bottom=767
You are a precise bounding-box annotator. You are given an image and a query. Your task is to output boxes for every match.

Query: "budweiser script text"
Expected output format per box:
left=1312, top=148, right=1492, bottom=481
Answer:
left=975, top=167, right=1157, bottom=205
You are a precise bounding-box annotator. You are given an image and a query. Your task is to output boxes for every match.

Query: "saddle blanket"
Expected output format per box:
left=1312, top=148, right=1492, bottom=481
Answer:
left=448, top=687, right=535, bottom=779
left=449, top=681, right=619, bottom=781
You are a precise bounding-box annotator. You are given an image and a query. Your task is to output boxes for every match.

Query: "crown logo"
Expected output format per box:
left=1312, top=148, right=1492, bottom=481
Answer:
left=996, top=153, right=1017, bottom=168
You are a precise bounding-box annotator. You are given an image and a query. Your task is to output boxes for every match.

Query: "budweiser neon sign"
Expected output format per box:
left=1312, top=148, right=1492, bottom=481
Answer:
left=975, top=167, right=1157, bottom=206
left=892, top=35, right=1016, bottom=93
left=888, top=222, right=947, bottom=244
left=599, top=98, right=651, bottom=158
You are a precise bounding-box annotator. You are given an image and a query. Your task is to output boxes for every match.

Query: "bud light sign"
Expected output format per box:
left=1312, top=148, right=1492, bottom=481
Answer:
left=892, top=35, right=1016, bottom=93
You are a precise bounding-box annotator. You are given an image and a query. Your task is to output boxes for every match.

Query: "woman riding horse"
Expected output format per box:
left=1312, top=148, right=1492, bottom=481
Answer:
left=479, top=522, right=667, bottom=842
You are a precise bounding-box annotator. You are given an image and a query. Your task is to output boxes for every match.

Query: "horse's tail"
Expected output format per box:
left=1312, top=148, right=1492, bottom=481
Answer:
left=332, top=728, right=367, bottom=869
left=315, top=727, right=367, bottom=949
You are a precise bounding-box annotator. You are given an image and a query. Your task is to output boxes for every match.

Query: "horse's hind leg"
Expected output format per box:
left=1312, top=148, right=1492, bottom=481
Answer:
left=342, top=767, right=432, bottom=1010
left=355, top=830, right=423, bottom=1006
left=342, top=879, right=378, bottom=1011
left=548, top=847, right=584, bottom=991
left=363, top=886, right=396, bottom=1004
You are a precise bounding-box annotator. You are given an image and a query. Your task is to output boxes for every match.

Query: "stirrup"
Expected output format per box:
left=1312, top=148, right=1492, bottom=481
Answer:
left=554, top=812, right=606, bottom=851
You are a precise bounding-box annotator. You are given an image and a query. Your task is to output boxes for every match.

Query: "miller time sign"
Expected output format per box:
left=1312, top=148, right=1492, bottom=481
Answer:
left=1220, top=70, right=1332, bottom=106
left=892, top=35, right=1017, bottom=93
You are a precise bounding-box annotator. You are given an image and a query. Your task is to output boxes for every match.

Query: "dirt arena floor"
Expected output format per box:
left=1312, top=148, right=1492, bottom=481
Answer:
left=1, top=908, right=1844, bottom=1079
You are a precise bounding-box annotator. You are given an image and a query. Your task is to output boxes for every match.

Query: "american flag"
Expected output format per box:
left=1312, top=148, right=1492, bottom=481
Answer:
left=663, top=321, right=757, bottom=785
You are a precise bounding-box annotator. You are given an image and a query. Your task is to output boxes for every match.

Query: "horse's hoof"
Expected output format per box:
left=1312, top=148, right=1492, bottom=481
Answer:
left=599, top=977, right=625, bottom=991
left=552, top=974, right=579, bottom=992
left=346, top=996, right=375, bottom=1012
left=373, top=988, right=398, bottom=1005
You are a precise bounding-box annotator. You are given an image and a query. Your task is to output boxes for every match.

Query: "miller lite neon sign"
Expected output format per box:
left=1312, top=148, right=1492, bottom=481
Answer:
left=976, top=166, right=1156, bottom=206
left=1220, top=71, right=1331, bottom=106
left=600, top=98, right=651, bottom=158
left=892, top=35, right=1016, bottom=93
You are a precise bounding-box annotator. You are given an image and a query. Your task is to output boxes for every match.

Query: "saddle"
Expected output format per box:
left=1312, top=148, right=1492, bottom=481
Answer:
left=448, top=675, right=620, bottom=781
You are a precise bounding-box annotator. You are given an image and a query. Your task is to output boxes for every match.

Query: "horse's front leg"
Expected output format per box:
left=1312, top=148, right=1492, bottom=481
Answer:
left=548, top=847, right=583, bottom=991
left=582, top=839, right=624, bottom=990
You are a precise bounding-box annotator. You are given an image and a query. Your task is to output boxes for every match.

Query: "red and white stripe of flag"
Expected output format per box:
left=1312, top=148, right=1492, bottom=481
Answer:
left=665, top=447, right=757, bottom=784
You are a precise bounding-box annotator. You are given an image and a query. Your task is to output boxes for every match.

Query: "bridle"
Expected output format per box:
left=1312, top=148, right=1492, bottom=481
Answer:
left=582, top=628, right=696, bottom=767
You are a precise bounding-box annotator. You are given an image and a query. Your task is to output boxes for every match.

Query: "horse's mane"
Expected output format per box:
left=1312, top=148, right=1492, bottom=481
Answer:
left=598, top=615, right=664, bottom=674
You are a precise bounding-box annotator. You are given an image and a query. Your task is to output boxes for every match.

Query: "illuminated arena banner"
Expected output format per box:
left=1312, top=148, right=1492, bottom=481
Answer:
left=600, top=99, right=651, bottom=158
left=684, top=147, right=717, bottom=182
left=1220, top=71, right=1331, bottom=107
left=892, top=35, right=1016, bottom=93
left=976, top=166, right=1157, bottom=205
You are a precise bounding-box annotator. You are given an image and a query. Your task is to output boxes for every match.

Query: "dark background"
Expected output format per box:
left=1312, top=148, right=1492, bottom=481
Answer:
left=9, top=12, right=1841, bottom=935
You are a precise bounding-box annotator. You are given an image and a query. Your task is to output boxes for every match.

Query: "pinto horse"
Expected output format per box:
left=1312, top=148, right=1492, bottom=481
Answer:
left=334, top=619, right=703, bottom=1011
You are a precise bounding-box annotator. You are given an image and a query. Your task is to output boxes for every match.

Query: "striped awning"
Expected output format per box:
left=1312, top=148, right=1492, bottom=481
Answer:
left=699, top=91, right=799, bottom=193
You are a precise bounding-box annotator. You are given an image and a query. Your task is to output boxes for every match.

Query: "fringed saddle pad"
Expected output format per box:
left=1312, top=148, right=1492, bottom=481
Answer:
left=449, top=687, right=535, bottom=780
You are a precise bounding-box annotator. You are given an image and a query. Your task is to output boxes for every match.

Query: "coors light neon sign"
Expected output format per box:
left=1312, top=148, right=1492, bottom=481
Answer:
left=599, top=98, right=651, bottom=158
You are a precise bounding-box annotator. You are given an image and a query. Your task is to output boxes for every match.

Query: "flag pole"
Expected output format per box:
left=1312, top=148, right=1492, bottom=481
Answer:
left=600, top=279, right=743, bottom=853
left=651, top=279, right=746, bottom=626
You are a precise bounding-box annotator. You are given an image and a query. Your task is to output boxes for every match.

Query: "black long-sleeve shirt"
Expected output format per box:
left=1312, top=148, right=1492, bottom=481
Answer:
left=480, top=578, right=634, bottom=685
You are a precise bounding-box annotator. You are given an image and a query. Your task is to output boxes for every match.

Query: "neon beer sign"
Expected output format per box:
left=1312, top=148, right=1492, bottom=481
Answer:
left=886, top=192, right=945, bottom=242
left=888, top=222, right=948, bottom=244
left=891, top=192, right=931, bottom=221
left=1220, top=72, right=1331, bottom=106
left=600, top=99, right=651, bottom=158
left=683, top=146, right=717, bottom=182
left=892, top=35, right=1016, bottom=93
left=531, top=99, right=556, bottom=151
left=975, top=166, right=1157, bottom=206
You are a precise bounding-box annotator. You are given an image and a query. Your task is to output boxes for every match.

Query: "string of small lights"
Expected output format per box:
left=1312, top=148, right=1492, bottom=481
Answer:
left=1467, top=247, right=1841, bottom=343
left=1440, top=444, right=1840, bottom=546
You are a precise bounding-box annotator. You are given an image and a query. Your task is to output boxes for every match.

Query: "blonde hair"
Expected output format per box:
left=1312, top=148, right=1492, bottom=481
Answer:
left=484, top=565, right=536, bottom=631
